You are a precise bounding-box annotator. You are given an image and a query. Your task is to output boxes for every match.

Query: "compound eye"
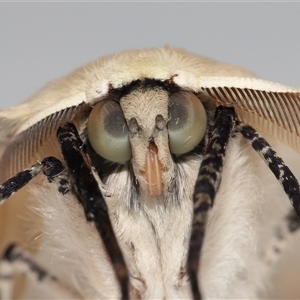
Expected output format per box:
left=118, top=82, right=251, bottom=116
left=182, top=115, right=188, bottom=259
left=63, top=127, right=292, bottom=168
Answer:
left=87, top=99, right=131, bottom=163
left=168, top=91, right=207, bottom=155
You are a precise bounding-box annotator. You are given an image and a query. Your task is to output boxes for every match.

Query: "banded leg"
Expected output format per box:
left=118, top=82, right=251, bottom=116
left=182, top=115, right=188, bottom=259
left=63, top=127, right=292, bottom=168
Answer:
left=187, top=107, right=236, bottom=300
left=0, top=157, right=69, bottom=205
left=57, top=123, right=129, bottom=300
left=0, top=244, right=81, bottom=299
left=237, top=122, right=300, bottom=218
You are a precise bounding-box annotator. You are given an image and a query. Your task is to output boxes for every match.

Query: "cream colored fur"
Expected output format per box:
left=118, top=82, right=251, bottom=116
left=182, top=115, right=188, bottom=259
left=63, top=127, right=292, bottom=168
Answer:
left=1, top=46, right=300, bottom=299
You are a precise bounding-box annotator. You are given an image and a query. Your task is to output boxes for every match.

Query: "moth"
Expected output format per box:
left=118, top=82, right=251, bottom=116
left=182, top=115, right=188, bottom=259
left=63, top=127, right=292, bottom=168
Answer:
left=0, top=46, right=300, bottom=300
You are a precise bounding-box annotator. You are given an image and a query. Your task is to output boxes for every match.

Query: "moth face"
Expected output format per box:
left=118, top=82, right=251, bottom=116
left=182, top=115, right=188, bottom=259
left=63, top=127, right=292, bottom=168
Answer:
left=1, top=46, right=300, bottom=300
left=120, top=87, right=171, bottom=196
left=87, top=82, right=207, bottom=197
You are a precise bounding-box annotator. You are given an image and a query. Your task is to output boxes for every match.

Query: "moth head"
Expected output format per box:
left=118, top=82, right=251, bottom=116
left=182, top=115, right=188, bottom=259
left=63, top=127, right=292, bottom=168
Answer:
left=87, top=79, right=207, bottom=197
left=3, top=47, right=298, bottom=199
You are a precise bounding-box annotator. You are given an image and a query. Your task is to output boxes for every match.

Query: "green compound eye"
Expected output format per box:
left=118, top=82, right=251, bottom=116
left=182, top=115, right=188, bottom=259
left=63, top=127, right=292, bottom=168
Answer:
left=87, top=99, right=131, bottom=163
left=168, top=91, right=207, bottom=155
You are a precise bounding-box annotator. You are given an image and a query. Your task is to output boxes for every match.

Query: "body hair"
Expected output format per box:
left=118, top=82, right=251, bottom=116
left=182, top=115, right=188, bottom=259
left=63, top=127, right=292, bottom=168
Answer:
left=18, top=133, right=297, bottom=299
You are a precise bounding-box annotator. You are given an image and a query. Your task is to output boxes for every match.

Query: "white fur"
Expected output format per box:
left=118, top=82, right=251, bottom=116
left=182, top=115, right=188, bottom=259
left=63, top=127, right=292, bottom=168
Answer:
left=1, top=46, right=300, bottom=299
left=21, top=133, right=300, bottom=299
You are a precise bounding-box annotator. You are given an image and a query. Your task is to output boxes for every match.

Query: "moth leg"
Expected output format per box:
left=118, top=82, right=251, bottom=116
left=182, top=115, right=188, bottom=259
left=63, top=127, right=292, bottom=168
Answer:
left=0, top=157, right=69, bottom=205
left=187, top=107, right=236, bottom=300
left=57, top=123, right=129, bottom=300
left=0, top=244, right=82, bottom=299
left=237, top=122, right=300, bottom=218
left=262, top=209, right=300, bottom=266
